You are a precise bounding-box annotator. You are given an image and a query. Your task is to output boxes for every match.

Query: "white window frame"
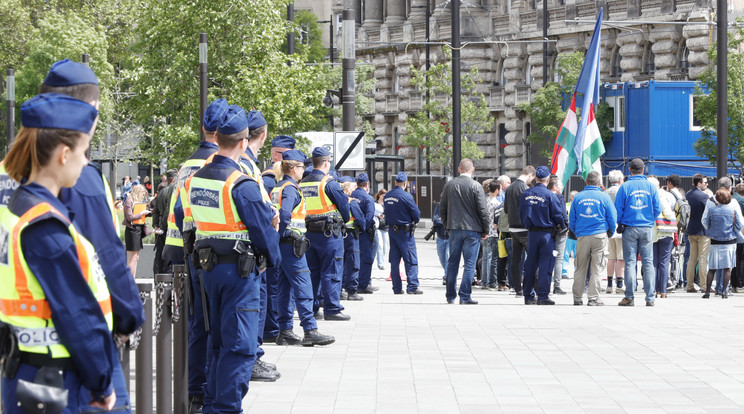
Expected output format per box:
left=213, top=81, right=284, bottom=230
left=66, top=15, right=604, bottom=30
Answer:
left=690, top=94, right=703, bottom=131
left=604, top=95, right=625, bottom=132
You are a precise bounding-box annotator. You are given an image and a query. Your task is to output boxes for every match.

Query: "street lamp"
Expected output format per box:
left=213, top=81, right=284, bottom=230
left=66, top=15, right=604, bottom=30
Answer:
left=324, top=89, right=342, bottom=130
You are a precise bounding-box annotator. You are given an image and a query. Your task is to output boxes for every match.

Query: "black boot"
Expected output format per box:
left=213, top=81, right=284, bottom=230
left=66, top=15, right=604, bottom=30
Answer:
left=189, top=394, right=204, bottom=414
left=302, top=329, right=336, bottom=346
left=276, top=329, right=302, bottom=346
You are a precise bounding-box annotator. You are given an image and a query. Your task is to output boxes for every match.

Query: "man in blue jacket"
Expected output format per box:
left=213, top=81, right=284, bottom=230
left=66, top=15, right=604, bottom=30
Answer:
left=614, top=158, right=662, bottom=306
left=518, top=166, right=567, bottom=305
left=570, top=171, right=617, bottom=306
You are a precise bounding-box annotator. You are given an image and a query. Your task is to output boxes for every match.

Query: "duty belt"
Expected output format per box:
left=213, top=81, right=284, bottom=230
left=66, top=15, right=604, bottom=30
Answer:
left=392, top=224, right=414, bottom=232
left=20, top=352, right=75, bottom=371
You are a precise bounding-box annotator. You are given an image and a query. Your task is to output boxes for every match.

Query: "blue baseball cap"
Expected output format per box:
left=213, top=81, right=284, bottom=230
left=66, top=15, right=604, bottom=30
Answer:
left=271, top=135, right=296, bottom=149
left=356, top=173, right=369, bottom=184
left=218, top=105, right=249, bottom=135
left=246, top=110, right=267, bottom=131
left=21, top=93, right=98, bottom=133
left=395, top=172, right=408, bottom=182
left=338, top=176, right=355, bottom=183
left=282, top=149, right=305, bottom=162
left=312, top=146, right=330, bottom=158
left=536, top=166, right=550, bottom=179
left=203, top=98, right=229, bottom=132
left=43, top=59, right=98, bottom=86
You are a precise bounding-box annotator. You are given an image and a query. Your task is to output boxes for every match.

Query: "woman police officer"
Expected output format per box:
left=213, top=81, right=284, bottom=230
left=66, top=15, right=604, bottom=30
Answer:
left=1, top=93, right=121, bottom=412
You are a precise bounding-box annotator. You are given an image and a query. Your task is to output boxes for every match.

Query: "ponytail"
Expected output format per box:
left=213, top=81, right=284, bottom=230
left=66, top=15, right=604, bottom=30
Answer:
left=4, top=127, right=82, bottom=182
left=272, top=161, right=283, bottom=182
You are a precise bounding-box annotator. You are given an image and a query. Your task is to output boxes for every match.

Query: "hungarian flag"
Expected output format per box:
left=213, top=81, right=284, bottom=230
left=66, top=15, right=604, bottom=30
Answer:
left=580, top=103, right=605, bottom=179
left=550, top=93, right=578, bottom=187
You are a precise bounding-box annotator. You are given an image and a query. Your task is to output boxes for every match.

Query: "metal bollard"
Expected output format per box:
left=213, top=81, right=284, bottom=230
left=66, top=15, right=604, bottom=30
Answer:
left=172, top=265, right=189, bottom=414
left=136, top=281, right=154, bottom=414
left=120, top=345, right=130, bottom=395
left=154, top=273, right=173, bottom=414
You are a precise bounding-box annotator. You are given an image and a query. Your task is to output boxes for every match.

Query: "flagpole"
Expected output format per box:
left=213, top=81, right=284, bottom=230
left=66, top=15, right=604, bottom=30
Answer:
left=716, top=0, right=727, bottom=179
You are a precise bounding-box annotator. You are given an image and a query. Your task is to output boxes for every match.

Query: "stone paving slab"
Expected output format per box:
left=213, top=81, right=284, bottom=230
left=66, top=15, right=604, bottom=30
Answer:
left=243, top=236, right=744, bottom=413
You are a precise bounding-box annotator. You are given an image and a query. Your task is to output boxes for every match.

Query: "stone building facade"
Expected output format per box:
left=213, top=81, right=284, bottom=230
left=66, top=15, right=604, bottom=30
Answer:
left=313, top=0, right=730, bottom=180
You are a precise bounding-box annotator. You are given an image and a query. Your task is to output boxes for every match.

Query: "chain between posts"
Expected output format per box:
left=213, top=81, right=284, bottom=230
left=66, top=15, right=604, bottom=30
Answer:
left=128, top=289, right=151, bottom=350
left=152, top=281, right=167, bottom=337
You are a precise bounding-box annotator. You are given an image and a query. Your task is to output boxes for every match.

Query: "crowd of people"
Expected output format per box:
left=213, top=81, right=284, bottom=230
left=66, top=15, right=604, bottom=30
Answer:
left=433, top=159, right=744, bottom=308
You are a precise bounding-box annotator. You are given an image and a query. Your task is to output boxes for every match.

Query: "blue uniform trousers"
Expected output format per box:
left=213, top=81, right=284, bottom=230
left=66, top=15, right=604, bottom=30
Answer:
left=202, top=262, right=260, bottom=413
left=357, top=231, right=375, bottom=290
left=389, top=228, right=420, bottom=293
left=523, top=230, right=556, bottom=301
left=187, top=257, right=209, bottom=398
left=278, top=243, right=317, bottom=332
left=2, top=358, right=130, bottom=413
left=257, top=270, right=267, bottom=360
left=263, top=266, right=280, bottom=339
left=305, top=232, right=345, bottom=315
left=342, top=234, right=361, bottom=294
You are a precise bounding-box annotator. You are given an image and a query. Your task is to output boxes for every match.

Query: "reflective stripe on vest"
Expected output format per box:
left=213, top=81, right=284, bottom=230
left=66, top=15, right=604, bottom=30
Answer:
left=164, top=153, right=216, bottom=247
left=299, top=175, right=341, bottom=219
left=239, top=155, right=272, bottom=205
left=188, top=170, right=251, bottom=243
left=271, top=181, right=306, bottom=234
left=0, top=202, right=113, bottom=357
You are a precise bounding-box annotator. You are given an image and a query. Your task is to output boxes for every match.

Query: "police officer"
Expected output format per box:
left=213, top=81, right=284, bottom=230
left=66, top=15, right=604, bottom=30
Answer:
left=186, top=104, right=281, bottom=413
left=238, top=110, right=282, bottom=381
left=339, top=176, right=366, bottom=301
left=384, top=172, right=423, bottom=294
left=300, top=147, right=352, bottom=320
left=262, top=135, right=296, bottom=194
left=2, top=93, right=119, bottom=412
left=271, top=150, right=335, bottom=346
left=518, top=166, right=567, bottom=305
left=170, top=98, right=226, bottom=411
left=352, top=173, right=379, bottom=294
left=44, top=60, right=145, bottom=347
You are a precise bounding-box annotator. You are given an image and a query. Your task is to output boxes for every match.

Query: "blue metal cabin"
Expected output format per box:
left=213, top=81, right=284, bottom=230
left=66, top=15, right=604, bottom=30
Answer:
left=599, top=80, right=733, bottom=176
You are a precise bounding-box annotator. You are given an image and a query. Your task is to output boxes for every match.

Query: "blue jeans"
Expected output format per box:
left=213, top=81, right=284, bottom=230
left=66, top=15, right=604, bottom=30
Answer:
left=653, top=237, right=673, bottom=294
left=445, top=230, right=481, bottom=301
left=622, top=226, right=655, bottom=302
left=481, top=237, right=498, bottom=287
left=437, top=236, right=450, bottom=277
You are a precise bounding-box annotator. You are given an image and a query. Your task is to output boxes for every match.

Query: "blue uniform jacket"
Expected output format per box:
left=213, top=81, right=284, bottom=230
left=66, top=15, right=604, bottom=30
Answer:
left=383, top=186, right=420, bottom=225
left=569, top=185, right=617, bottom=237
left=276, top=177, right=301, bottom=237
left=60, top=164, right=145, bottom=336
left=301, top=170, right=351, bottom=223
left=614, top=175, right=662, bottom=228
left=351, top=187, right=375, bottom=232
left=262, top=172, right=277, bottom=196
left=190, top=156, right=281, bottom=267
left=349, top=198, right=366, bottom=230
left=518, top=183, right=566, bottom=230
left=11, top=184, right=117, bottom=397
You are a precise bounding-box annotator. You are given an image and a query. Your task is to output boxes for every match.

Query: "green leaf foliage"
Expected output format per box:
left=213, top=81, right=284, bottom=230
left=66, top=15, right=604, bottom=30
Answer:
left=284, top=10, right=327, bottom=63
left=693, top=17, right=744, bottom=175
left=403, top=50, right=489, bottom=171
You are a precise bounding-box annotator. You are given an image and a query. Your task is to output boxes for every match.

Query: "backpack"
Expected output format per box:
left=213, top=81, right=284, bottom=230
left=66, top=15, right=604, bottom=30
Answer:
left=674, top=194, right=691, bottom=233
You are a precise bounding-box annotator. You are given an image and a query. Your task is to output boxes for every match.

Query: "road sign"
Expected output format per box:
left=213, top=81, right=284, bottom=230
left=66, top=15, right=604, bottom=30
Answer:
left=334, top=131, right=365, bottom=170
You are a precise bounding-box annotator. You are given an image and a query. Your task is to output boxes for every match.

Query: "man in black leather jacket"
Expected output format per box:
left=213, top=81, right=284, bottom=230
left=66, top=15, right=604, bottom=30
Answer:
left=440, top=159, right=491, bottom=304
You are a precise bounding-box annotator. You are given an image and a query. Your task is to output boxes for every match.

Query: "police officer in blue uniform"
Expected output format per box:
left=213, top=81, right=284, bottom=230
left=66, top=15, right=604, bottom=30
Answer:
left=384, top=172, right=423, bottom=294
left=518, top=166, right=567, bottom=305
left=240, top=110, right=282, bottom=380
left=338, top=176, right=366, bottom=300
left=173, top=98, right=227, bottom=411
left=300, top=147, right=351, bottom=320
left=187, top=105, right=281, bottom=413
left=262, top=135, right=296, bottom=194
left=352, top=173, right=379, bottom=294
left=272, top=149, right=335, bottom=346
left=41, top=59, right=146, bottom=345
left=2, top=93, right=123, bottom=412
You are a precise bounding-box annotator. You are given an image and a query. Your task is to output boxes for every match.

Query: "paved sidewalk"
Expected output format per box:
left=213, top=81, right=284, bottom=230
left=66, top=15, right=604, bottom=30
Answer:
left=244, top=236, right=744, bottom=413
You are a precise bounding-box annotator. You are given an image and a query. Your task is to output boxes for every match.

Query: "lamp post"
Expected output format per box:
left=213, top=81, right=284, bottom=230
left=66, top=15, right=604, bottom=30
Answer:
left=342, top=0, right=356, bottom=132
left=317, top=16, right=336, bottom=64
left=199, top=33, right=208, bottom=141
left=452, top=0, right=461, bottom=176
left=716, top=0, right=727, bottom=179
left=6, top=69, right=15, bottom=150
left=411, top=3, right=431, bottom=174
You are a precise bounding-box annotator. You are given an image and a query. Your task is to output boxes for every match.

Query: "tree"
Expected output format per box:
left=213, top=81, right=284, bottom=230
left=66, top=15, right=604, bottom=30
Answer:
left=284, top=10, right=327, bottom=63
left=403, top=52, right=490, bottom=170
left=693, top=17, right=744, bottom=175
left=124, top=0, right=335, bottom=168
left=518, top=51, right=613, bottom=159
